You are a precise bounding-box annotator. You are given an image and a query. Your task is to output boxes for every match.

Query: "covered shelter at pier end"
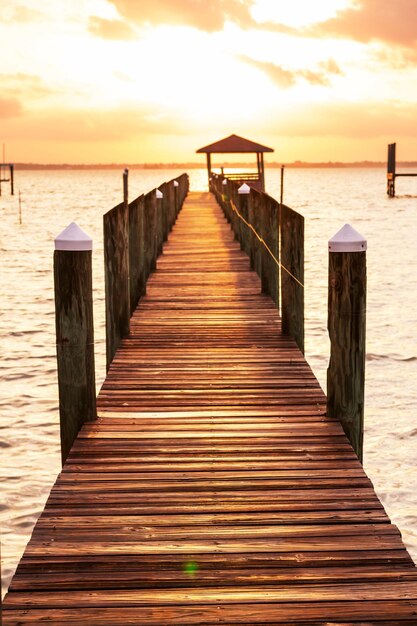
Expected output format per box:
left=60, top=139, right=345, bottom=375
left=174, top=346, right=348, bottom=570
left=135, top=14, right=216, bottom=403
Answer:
left=196, top=133, right=274, bottom=192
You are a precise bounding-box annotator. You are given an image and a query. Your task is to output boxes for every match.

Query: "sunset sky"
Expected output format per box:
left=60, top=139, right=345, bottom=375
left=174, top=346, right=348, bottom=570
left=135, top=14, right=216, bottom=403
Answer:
left=1, top=0, right=417, bottom=164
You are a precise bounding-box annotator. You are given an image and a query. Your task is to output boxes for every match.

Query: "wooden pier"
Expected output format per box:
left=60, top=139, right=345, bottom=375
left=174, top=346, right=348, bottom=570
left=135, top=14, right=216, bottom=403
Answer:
left=3, top=188, right=417, bottom=624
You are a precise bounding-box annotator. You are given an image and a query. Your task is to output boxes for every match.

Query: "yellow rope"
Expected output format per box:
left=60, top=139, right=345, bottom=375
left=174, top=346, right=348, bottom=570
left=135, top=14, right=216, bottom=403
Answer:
left=229, top=199, right=304, bottom=289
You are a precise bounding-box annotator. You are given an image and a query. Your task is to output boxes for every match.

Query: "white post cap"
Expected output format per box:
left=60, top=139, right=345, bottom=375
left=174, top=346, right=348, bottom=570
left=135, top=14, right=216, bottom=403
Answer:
left=156, top=189, right=163, bottom=199
left=238, top=183, right=251, bottom=194
left=55, top=222, right=93, bottom=251
left=173, top=180, right=179, bottom=187
left=222, top=178, right=228, bottom=186
left=329, top=224, right=367, bottom=253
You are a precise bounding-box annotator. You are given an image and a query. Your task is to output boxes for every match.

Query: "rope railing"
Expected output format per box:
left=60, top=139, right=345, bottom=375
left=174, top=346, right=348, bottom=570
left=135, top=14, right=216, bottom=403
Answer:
left=210, top=172, right=304, bottom=354
left=229, top=198, right=304, bottom=289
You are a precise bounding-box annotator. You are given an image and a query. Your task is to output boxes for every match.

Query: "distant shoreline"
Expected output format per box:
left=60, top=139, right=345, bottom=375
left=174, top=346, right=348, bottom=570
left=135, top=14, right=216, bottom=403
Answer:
left=11, top=161, right=417, bottom=171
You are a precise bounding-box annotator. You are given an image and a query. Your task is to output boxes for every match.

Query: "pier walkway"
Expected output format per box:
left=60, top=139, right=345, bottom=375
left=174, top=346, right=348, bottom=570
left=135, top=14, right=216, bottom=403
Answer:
left=3, top=192, right=417, bottom=623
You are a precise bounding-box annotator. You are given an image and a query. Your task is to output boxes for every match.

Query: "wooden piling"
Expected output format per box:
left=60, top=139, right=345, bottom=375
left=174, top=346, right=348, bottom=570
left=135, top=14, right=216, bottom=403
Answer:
left=156, top=188, right=164, bottom=255
left=104, top=201, right=130, bottom=371
left=10, top=163, right=14, bottom=195
left=54, top=223, right=96, bottom=465
left=281, top=204, right=304, bottom=353
left=174, top=180, right=179, bottom=219
left=123, top=168, right=128, bottom=205
left=327, top=224, right=367, bottom=462
left=260, top=195, right=280, bottom=307
left=238, top=183, right=250, bottom=255
left=129, top=195, right=146, bottom=314
left=280, top=165, right=284, bottom=205
left=144, top=190, right=157, bottom=272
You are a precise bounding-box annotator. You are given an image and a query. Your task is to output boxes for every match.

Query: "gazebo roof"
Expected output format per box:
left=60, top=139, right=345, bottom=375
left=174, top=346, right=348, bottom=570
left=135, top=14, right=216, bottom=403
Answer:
left=196, top=134, right=274, bottom=154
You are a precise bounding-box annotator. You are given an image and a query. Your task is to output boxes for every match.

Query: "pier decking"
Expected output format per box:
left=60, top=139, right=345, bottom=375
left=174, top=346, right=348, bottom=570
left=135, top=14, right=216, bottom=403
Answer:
left=3, top=192, right=417, bottom=624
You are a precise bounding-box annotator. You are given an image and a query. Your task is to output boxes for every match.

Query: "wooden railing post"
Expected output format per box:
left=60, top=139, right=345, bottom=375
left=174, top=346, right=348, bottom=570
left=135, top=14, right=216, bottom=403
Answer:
left=281, top=204, right=304, bottom=353
left=174, top=179, right=179, bottom=222
left=260, top=196, right=279, bottom=307
left=327, top=224, right=367, bottom=462
left=123, top=168, right=128, bottom=205
left=238, top=183, right=250, bottom=252
left=104, top=200, right=130, bottom=371
left=54, top=223, right=96, bottom=465
left=156, top=188, right=164, bottom=255
left=129, top=195, right=146, bottom=314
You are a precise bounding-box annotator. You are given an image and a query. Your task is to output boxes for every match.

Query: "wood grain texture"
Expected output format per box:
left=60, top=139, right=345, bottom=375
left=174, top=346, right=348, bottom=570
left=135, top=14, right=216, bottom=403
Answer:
left=54, top=249, right=96, bottom=465
left=281, top=203, right=304, bottom=354
left=4, top=191, right=416, bottom=625
left=327, top=250, right=366, bottom=461
left=104, top=201, right=130, bottom=371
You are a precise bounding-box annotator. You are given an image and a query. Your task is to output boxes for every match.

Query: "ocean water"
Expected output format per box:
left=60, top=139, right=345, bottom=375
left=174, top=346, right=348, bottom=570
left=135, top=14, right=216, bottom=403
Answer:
left=1, top=167, right=416, bottom=597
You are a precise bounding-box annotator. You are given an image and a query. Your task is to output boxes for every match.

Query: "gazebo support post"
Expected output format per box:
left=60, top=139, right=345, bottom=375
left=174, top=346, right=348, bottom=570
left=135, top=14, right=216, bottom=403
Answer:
left=206, top=153, right=212, bottom=187
left=260, top=153, right=265, bottom=191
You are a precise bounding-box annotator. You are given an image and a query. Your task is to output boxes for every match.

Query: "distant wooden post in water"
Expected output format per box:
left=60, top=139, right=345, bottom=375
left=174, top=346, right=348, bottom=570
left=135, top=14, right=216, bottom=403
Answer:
left=54, top=223, right=96, bottom=465
left=327, top=224, right=367, bottom=462
left=387, top=142, right=417, bottom=196
left=0, top=162, right=14, bottom=196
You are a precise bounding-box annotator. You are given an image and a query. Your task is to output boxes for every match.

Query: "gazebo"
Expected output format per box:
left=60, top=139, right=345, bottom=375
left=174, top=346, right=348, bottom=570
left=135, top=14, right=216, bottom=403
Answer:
left=196, top=134, right=274, bottom=192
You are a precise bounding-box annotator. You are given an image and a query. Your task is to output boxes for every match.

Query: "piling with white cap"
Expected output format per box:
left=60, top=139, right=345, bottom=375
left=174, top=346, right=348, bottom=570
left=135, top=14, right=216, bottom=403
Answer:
left=173, top=180, right=180, bottom=217
left=327, top=223, right=367, bottom=462
left=54, top=222, right=93, bottom=251
left=235, top=183, right=250, bottom=253
left=238, top=182, right=251, bottom=195
left=54, top=222, right=96, bottom=465
left=155, top=187, right=165, bottom=254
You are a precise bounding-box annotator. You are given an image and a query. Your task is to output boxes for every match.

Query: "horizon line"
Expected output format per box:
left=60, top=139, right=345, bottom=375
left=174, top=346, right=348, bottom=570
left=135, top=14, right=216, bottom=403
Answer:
left=8, top=160, right=417, bottom=170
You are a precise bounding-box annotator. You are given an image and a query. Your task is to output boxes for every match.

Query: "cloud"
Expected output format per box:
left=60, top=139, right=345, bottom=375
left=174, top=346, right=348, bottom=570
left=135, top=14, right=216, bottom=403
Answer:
left=0, top=97, right=24, bottom=118
left=264, top=100, right=417, bottom=139
left=308, top=0, right=417, bottom=50
left=239, top=56, right=296, bottom=87
left=88, top=16, right=137, bottom=40
left=107, top=0, right=255, bottom=32
left=239, top=56, right=343, bottom=88
left=0, top=105, right=195, bottom=142
left=2, top=3, right=45, bottom=22
left=0, top=73, right=54, bottom=99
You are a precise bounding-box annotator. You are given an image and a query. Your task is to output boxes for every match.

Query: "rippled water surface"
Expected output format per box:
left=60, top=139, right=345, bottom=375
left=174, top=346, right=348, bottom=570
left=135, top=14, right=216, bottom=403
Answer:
left=1, top=167, right=416, bottom=596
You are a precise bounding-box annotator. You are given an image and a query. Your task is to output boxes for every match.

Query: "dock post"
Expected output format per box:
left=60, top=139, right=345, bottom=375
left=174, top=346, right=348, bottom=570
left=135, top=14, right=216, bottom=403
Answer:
left=238, top=183, right=251, bottom=254
left=156, top=188, right=164, bottom=255
left=123, top=168, right=128, bottom=205
left=104, top=200, right=130, bottom=371
left=10, top=164, right=14, bottom=195
left=174, top=180, right=179, bottom=219
left=281, top=205, right=304, bottom=353
left=327, top=224, right=367, bottom=462
left=54, top=223, right=96, bottom=466
left=280, top=165, right=284, bottom=205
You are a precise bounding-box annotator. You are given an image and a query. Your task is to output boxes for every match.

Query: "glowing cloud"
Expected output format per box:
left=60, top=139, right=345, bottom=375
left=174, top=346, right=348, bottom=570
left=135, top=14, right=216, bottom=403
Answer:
left=88, top=16, right=137, bottom=40
left=108, top=0, right=255, bottom=31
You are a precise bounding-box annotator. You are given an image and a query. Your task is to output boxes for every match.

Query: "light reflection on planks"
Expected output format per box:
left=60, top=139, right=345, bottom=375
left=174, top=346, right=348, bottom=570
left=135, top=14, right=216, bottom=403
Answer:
left=3, top=192, right=417, bottom=624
